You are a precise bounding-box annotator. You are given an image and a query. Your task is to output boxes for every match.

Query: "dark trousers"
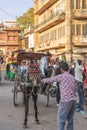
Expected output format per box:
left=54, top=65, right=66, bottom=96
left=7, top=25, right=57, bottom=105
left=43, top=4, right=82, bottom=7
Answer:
left=42, top=68, right=52, bottom=92
left=56, top=84, right=60, bottom=104
left=77, top=81, right=84, bottom=110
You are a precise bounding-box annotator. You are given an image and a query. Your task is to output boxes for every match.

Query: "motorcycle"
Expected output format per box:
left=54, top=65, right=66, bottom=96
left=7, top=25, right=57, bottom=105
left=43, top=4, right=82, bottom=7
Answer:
left=49, top=82, right=58, bottom=97
left=40, top=82, right=58, bottom=98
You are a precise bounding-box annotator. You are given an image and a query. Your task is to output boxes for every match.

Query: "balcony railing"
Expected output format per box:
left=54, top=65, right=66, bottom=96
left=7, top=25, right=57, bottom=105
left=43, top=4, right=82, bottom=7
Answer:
left=72, top=9, right=87, bottom=19
left=35, top=11, right=65, bottom=31
left=35, top=0, right=58, bottom=15
left=73, top=35, right=87, bottom=46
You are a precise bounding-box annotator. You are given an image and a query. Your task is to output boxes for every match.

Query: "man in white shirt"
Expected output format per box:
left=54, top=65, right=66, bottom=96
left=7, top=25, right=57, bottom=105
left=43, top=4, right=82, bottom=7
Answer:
left=75, top=59, right=85, bottom=114
left=40, top=56, right=48, bottom=77
left=21, top=61, right=27, bottom=82
left=40, top=52, right=52, bottom=77
left=40, top=52, right=52, bottom=93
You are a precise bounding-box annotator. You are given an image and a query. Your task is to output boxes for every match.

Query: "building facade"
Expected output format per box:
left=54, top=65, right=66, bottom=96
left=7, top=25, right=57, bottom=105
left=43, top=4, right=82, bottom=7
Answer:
left=20, top=26, right=34, bottom=52
left=34, top=0, right=87, bottom=62
left=0, top=21, right=20, bottom=57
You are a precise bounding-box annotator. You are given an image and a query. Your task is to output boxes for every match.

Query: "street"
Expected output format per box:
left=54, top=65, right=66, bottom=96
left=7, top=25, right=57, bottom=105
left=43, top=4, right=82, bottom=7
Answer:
left=0, top=71, right=87, bottom=130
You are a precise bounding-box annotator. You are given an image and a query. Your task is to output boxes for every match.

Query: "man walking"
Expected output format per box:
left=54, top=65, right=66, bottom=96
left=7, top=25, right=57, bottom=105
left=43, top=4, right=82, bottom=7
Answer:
left=75, top=59, right=85, bottom=114
left=41, top=62, right=77, bottom=130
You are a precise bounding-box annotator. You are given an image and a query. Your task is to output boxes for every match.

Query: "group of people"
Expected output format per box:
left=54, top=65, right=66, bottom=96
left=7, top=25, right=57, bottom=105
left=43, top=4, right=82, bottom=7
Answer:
left=17, top=51, right=87, bottom=130
left=40, top=52, right=87, bottom=130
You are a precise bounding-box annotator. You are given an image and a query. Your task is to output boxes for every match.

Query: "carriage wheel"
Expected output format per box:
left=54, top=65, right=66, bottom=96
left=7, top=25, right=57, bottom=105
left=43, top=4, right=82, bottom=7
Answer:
left=45, top=85, right=50, bottom=107
left=0, top=72, right=1, bottom=84
left=46, top=92, right=49, bottom=107
left=13, top=79, right=18, bottom=106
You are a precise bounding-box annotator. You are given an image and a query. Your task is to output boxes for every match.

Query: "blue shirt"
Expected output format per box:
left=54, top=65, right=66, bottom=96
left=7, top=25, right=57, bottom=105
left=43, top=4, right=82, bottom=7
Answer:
left=21, top=65, right=27, bottom=77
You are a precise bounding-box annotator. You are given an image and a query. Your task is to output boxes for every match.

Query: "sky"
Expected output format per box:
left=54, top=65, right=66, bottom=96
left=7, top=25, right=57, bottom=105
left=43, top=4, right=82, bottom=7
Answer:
left=0, top=0, right=34, bottom=23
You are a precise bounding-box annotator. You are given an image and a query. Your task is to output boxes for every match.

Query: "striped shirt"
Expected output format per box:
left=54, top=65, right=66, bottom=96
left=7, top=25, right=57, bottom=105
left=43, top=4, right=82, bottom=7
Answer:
left=42, top=72, right=77, bottom=102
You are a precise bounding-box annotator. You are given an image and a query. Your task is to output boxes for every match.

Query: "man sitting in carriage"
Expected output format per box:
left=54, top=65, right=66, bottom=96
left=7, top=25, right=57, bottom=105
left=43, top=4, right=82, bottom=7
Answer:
left=40, top=52, right=52, bottom=93
left=20, top=60, right=27, bottom=82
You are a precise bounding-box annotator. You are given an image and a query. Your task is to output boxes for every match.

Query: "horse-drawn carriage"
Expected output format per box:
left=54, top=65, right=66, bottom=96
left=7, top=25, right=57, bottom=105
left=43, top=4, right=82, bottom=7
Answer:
left=13, top=51, right=55, bottom=128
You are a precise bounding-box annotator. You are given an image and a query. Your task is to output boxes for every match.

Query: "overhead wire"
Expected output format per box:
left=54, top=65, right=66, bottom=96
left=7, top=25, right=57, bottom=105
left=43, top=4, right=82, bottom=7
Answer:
left=0, top=7, right=15, bottom=18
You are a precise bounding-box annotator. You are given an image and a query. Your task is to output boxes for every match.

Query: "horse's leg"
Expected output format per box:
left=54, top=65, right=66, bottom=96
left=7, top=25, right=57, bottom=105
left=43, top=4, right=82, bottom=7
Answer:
left=23, top=91, right=26, bottom=104
left=32, top=93, right=39, bottom=123
left=23, top=92, right=30, bottom=128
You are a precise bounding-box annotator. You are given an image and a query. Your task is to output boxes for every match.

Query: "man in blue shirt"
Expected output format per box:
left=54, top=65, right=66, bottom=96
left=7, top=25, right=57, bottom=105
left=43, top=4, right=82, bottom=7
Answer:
left=40, top=52, right=52, bottom=93
left=40, top=56, right=48, bottom=77
left=20, top=61, right=27, bottom=82
left=40, top=52, right=52, bottom=77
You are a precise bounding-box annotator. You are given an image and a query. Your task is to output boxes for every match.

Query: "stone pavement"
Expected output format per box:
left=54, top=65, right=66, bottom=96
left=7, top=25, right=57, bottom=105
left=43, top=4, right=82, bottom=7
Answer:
left=0, top=68, right=87, bottom=130
left=74, top=106, right=87, bottom=130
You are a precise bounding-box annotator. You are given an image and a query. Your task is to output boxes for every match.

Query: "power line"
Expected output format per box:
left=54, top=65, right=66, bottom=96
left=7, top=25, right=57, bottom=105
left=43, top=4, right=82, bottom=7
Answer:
left=0, top=8, right=15, bottom=18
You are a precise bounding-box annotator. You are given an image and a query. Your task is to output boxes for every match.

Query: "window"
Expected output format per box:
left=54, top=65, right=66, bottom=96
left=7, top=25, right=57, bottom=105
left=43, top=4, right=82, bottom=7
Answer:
left=55, top=29, right=58, bottom=39
left=71, top=0, right=74, bottom=9
left=39, top=36, right=44, bottom=47
left=25, top=37, right=28, bottom=48
left=76, top=0, right=80, bottom=9
left=38, top=37, right=41, bottom=48
left=52, top=30, right=56, bottom=39
left=49, top=9, right=53, bottom=18
left=8, top=36, right=13, bottom=41
left=58, top=28, right=60, bottom=38
left=76, top=24, right=81, bottom=35
left=46, top=32, right=50, bottom=41
left=13, top=36, right=17, bottom=41
left=50, top=31, right=53, bottom=40
left=57, top=26, right=65, bottom=38
left=82, top=0, right=86, bottom=9
left=62, top=26, right=65, bottom=36
left=72, top=25, right=75, bottom=35
left=82, top=24, right=87, bottom=35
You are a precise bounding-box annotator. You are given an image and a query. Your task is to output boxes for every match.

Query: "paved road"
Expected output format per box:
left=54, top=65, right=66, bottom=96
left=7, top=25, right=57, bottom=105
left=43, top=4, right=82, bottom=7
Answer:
left=0, top=71, right=57, bottom=130
left=0, top=71, right=87, bottom=130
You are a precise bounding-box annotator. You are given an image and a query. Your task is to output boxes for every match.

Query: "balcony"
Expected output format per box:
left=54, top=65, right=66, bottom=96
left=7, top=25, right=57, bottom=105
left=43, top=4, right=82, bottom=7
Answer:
left=73, top=47, right=87, bottom=54
left=37, top=44, right=65, bottom=52
left=0, top=42, right=18, bottom=46
left=72, top=9, right=87, bottom=20
left=37, top=36, right=66, bottom=52
left=73, top=35, right=87, bottom=46
left=35, top=12, right=65, bottom=33
left=35, top=0, right=58, bottom=15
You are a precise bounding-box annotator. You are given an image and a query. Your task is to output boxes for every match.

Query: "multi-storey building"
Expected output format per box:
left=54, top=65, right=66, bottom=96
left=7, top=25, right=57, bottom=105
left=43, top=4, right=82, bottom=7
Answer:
left=0, top=21, right=20, bottom=57
left=34, top=0, right=87, bottom=62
